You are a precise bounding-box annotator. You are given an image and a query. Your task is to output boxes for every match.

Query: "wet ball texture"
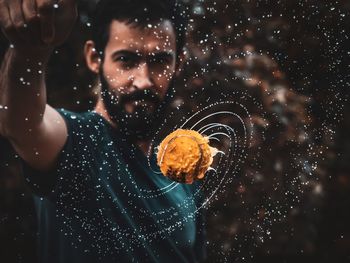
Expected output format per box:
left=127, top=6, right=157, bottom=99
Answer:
left=157, top=129, right=216, bottom=184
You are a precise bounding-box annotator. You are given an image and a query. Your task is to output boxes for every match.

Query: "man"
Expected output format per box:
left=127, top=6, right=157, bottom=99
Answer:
left=0, top=0, right=206, bottom=262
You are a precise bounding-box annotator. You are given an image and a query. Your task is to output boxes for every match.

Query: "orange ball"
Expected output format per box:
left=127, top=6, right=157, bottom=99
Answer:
left=156, top=129, right=217, bottom=184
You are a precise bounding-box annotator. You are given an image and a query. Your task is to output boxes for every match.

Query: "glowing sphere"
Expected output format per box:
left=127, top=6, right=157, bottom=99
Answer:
left=156, top=129, right=218, bottom=184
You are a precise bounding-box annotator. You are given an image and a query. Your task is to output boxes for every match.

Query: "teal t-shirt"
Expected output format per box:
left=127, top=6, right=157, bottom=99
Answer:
left=22, top=109, right=206, bottom=263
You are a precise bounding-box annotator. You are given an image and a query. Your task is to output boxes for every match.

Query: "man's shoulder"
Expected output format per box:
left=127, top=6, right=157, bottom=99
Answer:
left=56, top=108, right=100, bottom=121
left=55, top=108, right=107, bottom=130
left=55, top=108, right=116, bottom=147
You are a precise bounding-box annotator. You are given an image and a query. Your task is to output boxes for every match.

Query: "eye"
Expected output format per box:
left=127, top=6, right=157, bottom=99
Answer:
left=154, top=57, right=166, bottom=63
left=116, top=55, right=138, bottom=69
left=149, top=55, right=172, bottom=65
left=118, top=55, right=130, bottom=62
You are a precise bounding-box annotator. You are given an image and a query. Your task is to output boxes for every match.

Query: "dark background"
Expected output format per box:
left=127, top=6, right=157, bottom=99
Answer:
left=0, top=0, right=349, bottom=262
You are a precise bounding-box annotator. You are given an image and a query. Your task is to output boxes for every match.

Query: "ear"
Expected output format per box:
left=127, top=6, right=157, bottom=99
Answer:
left=84, top=40, right=101, bottom=74
left=175, top=48, right=187, bottom=77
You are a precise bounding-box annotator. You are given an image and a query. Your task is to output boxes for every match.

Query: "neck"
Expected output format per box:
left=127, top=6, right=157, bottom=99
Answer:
left=94, top=97, right=151, bottom=156
left=94, top=98, right=116, bottom=128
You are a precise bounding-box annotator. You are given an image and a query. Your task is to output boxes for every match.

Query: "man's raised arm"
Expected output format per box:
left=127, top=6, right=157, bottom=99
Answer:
left=0, top=0, right=77, bottom=171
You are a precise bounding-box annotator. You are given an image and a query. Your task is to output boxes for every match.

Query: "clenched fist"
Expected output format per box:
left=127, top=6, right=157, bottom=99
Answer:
left=0, top=0, right=77, bottom=53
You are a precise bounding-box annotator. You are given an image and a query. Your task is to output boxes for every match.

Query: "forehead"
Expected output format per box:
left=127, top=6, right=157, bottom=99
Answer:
left=105, top=19, right=176, bottom=54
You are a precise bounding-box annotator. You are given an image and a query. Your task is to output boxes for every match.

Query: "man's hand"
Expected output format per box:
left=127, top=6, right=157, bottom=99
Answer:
left=0, top=0, right=74, bottom=172
left=0, top=0, right=77, bottom=53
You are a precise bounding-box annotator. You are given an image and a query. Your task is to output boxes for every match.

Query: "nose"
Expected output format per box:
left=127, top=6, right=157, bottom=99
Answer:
left=133, top=62, right=154, bottom=90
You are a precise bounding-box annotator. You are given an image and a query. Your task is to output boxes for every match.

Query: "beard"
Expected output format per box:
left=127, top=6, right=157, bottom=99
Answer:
left=99, top=71, right=174, bottom=141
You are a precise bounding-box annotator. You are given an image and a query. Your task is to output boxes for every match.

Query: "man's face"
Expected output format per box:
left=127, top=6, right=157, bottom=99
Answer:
left=100, top=19, right=178, bottom=140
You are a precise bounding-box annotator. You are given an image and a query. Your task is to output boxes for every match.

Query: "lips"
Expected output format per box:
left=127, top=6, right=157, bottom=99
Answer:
left=124, top=99, right=156, bottom=114
left=116, top=88, right=162, bottom=115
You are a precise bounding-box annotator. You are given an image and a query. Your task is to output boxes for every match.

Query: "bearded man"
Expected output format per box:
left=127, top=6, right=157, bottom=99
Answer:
left=0, top=0, right=206, bottom=262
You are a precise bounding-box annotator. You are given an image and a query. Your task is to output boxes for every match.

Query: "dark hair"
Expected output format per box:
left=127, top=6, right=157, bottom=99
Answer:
left=91, top=0, right=189, bottom=58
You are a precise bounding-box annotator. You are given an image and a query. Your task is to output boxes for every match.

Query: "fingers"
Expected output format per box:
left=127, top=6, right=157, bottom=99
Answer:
left=22, top=0, right=37, bottom=21
left=0, top=0, right=12, bottom=35
left=0, top=0, right=10, bottom=27
left=36, top=0, right=56, bottom=44
left=0, top=0, right=25, bottom=43
left=22, top=0, right=41, bottom=45
left=0, top=0, right=42, bottom=45
left=8, top=0, right=25, bottom=30
left=0, top=0, right=75, bottom=47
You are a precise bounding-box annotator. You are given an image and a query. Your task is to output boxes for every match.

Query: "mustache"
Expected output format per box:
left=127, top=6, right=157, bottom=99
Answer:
left=98, top=70, right=161, bottom=105
left=119, top=89, right=161, bottom=105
